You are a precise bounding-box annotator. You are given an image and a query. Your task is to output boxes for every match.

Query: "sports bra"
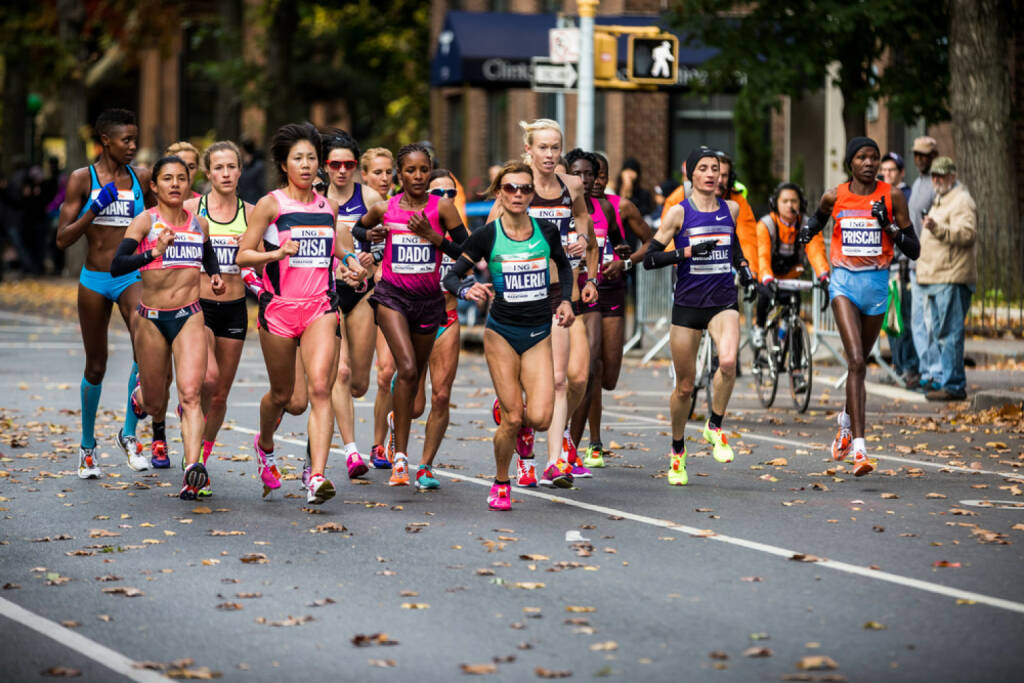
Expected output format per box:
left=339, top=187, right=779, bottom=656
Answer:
left=138, top=207, right=204, bottom=272
left=77, top=165, right=145, bottom=227
left=528, top=175, right=578, bottom=269
left=198, top=194, right=247, bottom=275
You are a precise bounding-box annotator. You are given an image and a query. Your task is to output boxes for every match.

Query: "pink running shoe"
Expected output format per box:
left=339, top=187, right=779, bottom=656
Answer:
left=346, top=451, right=368, bottom=479
left=564, top=433, right=591, bottom=478
left=487, top=482, right=511, bottom=511
left=253, top=434, right=281, bottom=500
left=516, top=458, right=538, bottom=488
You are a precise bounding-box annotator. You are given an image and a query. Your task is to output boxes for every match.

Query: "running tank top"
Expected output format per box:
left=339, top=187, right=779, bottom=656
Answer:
left=261, top=189, right=336, bottom=299
left=673, top=198, right=736, bottom=308
left=489, top=217, right=551, bottom=305
left=138, top=207, right=204, bottom=271
left=380, top=193, right=444, bottom=296
left=198, top=194, right=246, bottom=275
left=830, top=181, right=894, bottom=272
left=76, top=165, right=145, bottom=227
left=337, top=183, right=375, bottom=253
left=528, top=175, right=578, bottom=269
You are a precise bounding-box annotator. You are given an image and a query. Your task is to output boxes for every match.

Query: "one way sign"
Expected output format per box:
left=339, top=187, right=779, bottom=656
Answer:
left=530, top=57, right=578, bottom=93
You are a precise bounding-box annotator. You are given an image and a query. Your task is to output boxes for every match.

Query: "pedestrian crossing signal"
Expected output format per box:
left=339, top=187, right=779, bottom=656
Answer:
left=627, top=34, right=678, bottom=85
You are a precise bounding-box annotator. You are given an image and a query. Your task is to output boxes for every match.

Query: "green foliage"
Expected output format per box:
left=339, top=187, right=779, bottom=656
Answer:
left=733, top=87, right=776, bottom=209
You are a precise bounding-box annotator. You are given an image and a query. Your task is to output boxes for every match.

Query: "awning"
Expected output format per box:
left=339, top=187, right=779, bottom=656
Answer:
left=430, top=11, right=717, bottom=88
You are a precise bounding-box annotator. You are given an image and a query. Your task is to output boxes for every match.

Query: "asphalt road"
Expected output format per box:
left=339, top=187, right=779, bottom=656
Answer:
left=1, top=307, right=1023, bottom=682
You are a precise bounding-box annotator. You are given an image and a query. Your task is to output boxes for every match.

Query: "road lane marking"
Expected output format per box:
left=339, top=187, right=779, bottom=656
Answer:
left=225, top=423, right=1024, bottom=616
left=0, top=597, right=167, bottom=683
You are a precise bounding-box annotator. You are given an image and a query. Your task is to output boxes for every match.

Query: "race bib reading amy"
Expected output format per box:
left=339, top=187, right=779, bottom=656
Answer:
left=499, top=256, right=548, bottom=303
left=289, top=227, right=333, bottom=268
left=209, top=235, right=239, bottom=274
left=839, top=217, right=882, bottom=257
left=389, top=231, right=437, bottom=275
left=161, top=231, right=204, bottom=268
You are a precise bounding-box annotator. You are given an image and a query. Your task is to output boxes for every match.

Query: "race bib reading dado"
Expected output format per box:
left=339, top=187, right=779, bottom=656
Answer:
left=500, top=256, right=548, bottom=303
left=839, top=217, right=882, bottom=257
left=290, top=226, right=333, bottom=268
left=390, top=231, right=437, bottom=274
left=92, top=189, right=137, bottom=227
left=161, top=232, right=204, bottom=268
left=688, top=233, right=731, bottom=275
left=210, top=235, right=239, bottom=274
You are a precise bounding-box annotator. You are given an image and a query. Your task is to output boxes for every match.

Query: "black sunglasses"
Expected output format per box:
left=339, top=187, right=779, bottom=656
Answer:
left=428, top=188, right=457, bottom=199
left=501, top=182, right=534, bottom=195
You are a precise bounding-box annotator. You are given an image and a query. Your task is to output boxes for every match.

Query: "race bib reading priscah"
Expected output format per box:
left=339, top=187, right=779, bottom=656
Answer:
left=290, top=227, right=333, bottom=269
left=839, top=217, right=882, bottom=257
left=161, top=232, right=203, bottom=268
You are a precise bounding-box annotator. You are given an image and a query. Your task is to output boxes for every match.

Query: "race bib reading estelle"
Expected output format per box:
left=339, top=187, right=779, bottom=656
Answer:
left=688, top=233, right=731, bottom=276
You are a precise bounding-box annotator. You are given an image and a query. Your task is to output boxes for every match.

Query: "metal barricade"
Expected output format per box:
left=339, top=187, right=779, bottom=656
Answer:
left=624, top=264, right=674, bottom=362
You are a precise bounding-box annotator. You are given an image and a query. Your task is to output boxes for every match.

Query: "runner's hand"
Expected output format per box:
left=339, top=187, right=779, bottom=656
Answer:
left=88, top=182, right=119, bottom=215
left=690, top=240, right=715, bottom=258
left=346, top=259, right=368, bottom=282
left=555, top=300, right=575, bottom=328
left=581, top=279, right=598, bottom=303
left=613, top=243, right=633, bottom=259
left=461, top=282, right=493, bottom=303
left=407, top=211, right=434, bottom=240
left=367, top=225, right=387, bottom=242
left=152, top=228, right=175, bottom=256
left=566, top=234, right=587, bottom=258
left=210, top=274, right=226, bottom=296
left=357, top=252, right=374, bottom=269
left=797, top=216, right=820, bottom=245
left=871, top=199, right=898, bottom=236
left=818, top=273, right=831, bottom=312
left=278, top=239, right=299, bottom=259
left=601, top=259, right=625, bottom=281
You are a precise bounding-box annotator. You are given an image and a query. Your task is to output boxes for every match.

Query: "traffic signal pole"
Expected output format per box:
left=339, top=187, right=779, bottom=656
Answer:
left=576, top=0, right=598, bottom=150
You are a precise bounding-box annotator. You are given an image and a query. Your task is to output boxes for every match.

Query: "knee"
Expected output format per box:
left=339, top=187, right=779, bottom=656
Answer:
left=307, top=379, right=332, bottom=405
left=553, top=374, right=568, bottom=393
left=431, top=386, right=451, bottom=409
left=268, top=387, right=292, bottom=408
left=84, top=357, right=107, bottom=384
left=394, top=360, right=418, bottom=386
left=177, top=385, right=201, bottom=407
left=717, top=355, right=737, bottom=380
left=377, top=371, right=394, bottom=392
left=846, top=353, right=867, bottom=377
left=336, top=363, right=351, bottom=388
left=350, top=376, right=369, bottom=398
left=502, top=405, right=524, bottom=431
left=674, top=378, right=694, bottom=397
left=526, top=405, right=550, bottom=432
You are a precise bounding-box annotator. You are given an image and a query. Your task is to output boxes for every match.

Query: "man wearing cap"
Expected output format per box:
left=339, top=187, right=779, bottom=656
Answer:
left=908, top=136, right=939, bottom=391
left=917, top=157, right=976, bottom=401
left=881, top=151, right=918, bottom=387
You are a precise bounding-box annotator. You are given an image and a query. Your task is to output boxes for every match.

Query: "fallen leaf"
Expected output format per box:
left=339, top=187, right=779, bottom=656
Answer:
left=268, top=615, right=314, bottom=627
left=519, top=554, right=550, bottom=561
left=565, top=606, right=596, bottom=613
left=239, top=553, right=268, bottom=564
left=790, top=553, right=821, bottom=563
left=352, top=633, right=399, bottom=647
left=512, top=582, right=545, bottom=590
left=40, top=667, right=81, bottom=677
left=368, top=659, right=396, bottom=668
left=535, top=667, right=573, bottom=678
left=796, top=655, right=838, bottom=670
left=209, top=530, right=245, bottom=536
left=88, top=529, right=119, bottom=538
left=460, top=663, right=497, bottom=675
left=236, top=592, right=262, bottom=599
left=102, top=586, right=143, bottom=597
left=765, top=457, right=788, bottom=466
left=192, top=506, right=213, bottom=514
left=307, top=597, right=336, bottom=607
left=475, top=568, right=496, bottom=576
left=60, top=620, right=81, bottom=628
left=880, top=493, right=899, bottom=499
left=932, top=560, right=961, bottom=568
left=400, top=602, right=430, bottom=609
left=709, top=651, right=729, bottom=660
left=743, top=647, right=773, bottom=658
left=589, top=641, right=617, bottom=651
left=216, top=602, right=243, bottom=611
left=863, top=621, right=886, bottom=630
left=741, top=576, right=763, bottom=582
left=165, top=665, right=221, bottom=679
left=925, top=493, right=947, bottom=499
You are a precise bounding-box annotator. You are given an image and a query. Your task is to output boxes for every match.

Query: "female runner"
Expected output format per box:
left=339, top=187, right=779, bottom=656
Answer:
left=165, top=141, right=202, bottom=197
left=322, top=130, right=384, bottom=479
left=56, top=109, right=152, bottom=477
left=237, top=123, right=366, bottom=505
left=799, top=137, right=919, bottom=477
left=444, top=161, right=574, bottom=510
left=181, top=141, right=254, bottom=496
left=110, top=155, right=224, bottom=499
left=353, top=144, right=467, bottom=488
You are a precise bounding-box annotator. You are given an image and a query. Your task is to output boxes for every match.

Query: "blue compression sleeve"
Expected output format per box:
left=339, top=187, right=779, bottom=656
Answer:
left=81, top=377, right=102, bottom=449
left=123, top=362, right=139, bottom=437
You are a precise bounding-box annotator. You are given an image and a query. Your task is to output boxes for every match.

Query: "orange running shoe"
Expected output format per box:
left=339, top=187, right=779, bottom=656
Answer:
left=831, top=427, right=852, bottom=461
left=851, top=449, right=874, bottom=477
left=389, top=454, right=410, bottom=486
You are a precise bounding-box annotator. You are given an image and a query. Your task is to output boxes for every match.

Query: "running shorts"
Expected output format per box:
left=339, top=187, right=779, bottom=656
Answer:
left=370, top=278, right=446, bottom=336
left=258, top=292, right=337, bottom=339
left=138, top=300, right=202, bottom=344
left=79, top=267, right=140, bottom=302
left=671, top=302, right=738, bottom=331
left=200, top=297, right=248, bottom=340
left=485, top=316, right=551, bottom=355
left=336, top=278, right=376, bottom=317
left=829, top=266, right=888, bottom=316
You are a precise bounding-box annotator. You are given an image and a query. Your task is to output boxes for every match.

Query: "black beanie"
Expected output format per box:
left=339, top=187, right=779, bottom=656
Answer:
left=685, top=146, right=719, bottom=181
left=844, top=136, right=879, bottom=168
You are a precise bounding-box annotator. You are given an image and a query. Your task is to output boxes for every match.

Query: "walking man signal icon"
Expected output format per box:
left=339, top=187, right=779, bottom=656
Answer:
left=651, top=40, right=674, bottom=78
left=627, top=34, right=679, bottom=85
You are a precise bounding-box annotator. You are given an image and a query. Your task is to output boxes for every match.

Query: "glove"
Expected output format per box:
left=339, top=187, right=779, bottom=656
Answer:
left=797, top=215, right=820, bottom=246
left=737, top=261, right=756, bottom=287
left=818, top=272, right=830, bottom=289
left=89, top=182, right=119, bottom=215
left=690, top=240, right=715, bottom=258
left=871, top=199, right=898, bottom=236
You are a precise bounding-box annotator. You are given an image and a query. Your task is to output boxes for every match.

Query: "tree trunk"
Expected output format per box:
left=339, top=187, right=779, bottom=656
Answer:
left=57, top=0, right=89, bottom=277
left=263, top=0, right=301, bottom=190
left=1, top=46, right=28, bottom=175
left=949, top=0, right=1019, bottom=322
left=214, top=0, right=242, bottom=142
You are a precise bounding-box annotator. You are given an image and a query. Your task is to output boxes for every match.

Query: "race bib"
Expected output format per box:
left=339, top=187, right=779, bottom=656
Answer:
left=528, top=206, right=572, bottom=223
left=500, top=256, right=548, bottom=303
left=597, top=236, right=615, bottom=264
left=439, top=254, right=456, bottom=292
left=688, top=233, right=731, bottom=276
left=92, top=189, right=137, bottom=227
left=290, top=226, right=333, bottom=268
left=209, top=235, right=239, bottom=274
left=161, top=232, right=203, bottom=268
left=390, top=231, right=437, bottom=274
left=560, top=230, right=583, bottom=270
left=839, top=217, right=882, bottom=257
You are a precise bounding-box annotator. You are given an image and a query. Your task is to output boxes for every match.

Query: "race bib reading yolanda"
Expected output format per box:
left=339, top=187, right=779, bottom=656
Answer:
left=500, top=256, right=548, bottom=303
left=92, top=190, right=137, bottom=227
left=161, top=232, right=204, bottom=268
left=290, top=227, right=333, bottom=268
left=839, top=217, right=882, bottom=257
left=688, top=233, right=731, bottom=275
left=210, top=235, right=240, bottom=274
left=390, top=230, right=437, bottom=274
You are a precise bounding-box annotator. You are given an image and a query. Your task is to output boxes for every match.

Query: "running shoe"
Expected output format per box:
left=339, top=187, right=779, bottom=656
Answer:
left=129, top=385, right=147, bottom=419
left=78, top=446, right=101, bottom=479
left=179, top=462, right=208, bottom=501
left=516, top=457, right=538, bottom=488
left=346, top=451, right=368, bottom=479
left=253, top=434, right=282, bottom=500
left=197, top=449, right=213, bottom=497
left=667, top=451, right=688, bottom=486
left=702, top=422, right=734, bottom=464
left=487, top=482, right=512, bottom=511
left=389, top=454, right=410, bottom=487
left=851, top=449, right=874, bottom=477
left=117, top=428, right=149, bottom=472
left=385, top=411, right=396, bottom=462
left=150, top=440, right=170, bottom=469
left=492, top=398, right=502, bottom=425
left=515, top=426, right=534, bottom=459
left=831, top=426, right=852, bottom=461
left=564, top=433, right=591, bottom=478
left=306, top=473, right=336, bottom=504
left=414, top=465, right=441, bottom=490
left=301, top=442, right=312, bottom=490
left=539, top=461, right=574, bottom=489
left=370, top=444, right=391, bottom=469
left=583, top=444, right=606, bottom=468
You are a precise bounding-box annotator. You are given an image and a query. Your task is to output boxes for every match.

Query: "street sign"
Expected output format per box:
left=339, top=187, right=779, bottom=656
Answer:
left=549, top=28, right=580, bottom=64
left=627, top=34, right=679, bottom=85
left=530, top=57, right=578, bottom=93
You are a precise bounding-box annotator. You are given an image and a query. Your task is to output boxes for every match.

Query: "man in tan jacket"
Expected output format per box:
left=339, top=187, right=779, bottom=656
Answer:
left=916, top=157, right=976, bottom=401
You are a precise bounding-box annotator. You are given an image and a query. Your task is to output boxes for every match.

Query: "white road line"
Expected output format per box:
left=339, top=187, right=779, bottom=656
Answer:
left=0, top=596, right=167, bottom=683
left=225, top=424, right=1024, bottom=616
left=601, top=408, right=1024, bottom=482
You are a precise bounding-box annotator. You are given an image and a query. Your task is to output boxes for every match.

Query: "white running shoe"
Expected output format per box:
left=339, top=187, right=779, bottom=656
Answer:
left=116, top=428, right=149, bottom=471
left=78, top=446, right=102, bottom=479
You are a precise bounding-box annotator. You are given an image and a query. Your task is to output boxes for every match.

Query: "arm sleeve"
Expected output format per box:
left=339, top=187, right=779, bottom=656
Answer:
left=110, top=238, right=152, bottom=277
left=351, top=223, right=370, bottom=243
left=643, top=238, right=682, bottom=270
left=893, top=226, right=921, bottom=261
left=442, top=256, right=475, bottom=297
left=443, top=223, right=493, bottom=296
left=541, top=220, right=573, bottom=302
left=202, top=239, right=221, bottom=276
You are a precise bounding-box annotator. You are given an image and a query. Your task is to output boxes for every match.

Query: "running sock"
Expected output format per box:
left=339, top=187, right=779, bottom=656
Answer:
left=708, top=411, right=724, bottom=430
left=343, top=442, right=358, bottom=456
left=202, top=440, right=214, bottom=460
left=123, top=362, right=139, bottom=437
left=494, top=479, right=511, bottom=486
left=153, top=421, right=166, bottom=443
left=671, top=437, right=686, bottom=454
left=852, top=437, right=867, bottom=455
left=838, top=410, right=851, bottom=429
left=589, top=441, right=602, bottom=449
left=80, top=377, right=102, bottom=449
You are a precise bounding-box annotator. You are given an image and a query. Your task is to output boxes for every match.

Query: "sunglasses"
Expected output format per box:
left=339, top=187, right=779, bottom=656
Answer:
left=502, top=182, right=534, bottom=195
left=326, top=160, right=358, bottom=171
left=428, top=188, right=457, bottom=199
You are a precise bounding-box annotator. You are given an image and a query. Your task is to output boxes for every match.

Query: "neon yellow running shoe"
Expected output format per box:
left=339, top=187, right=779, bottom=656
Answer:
left=702, top=422, right=735, bottom=463
left=583, top=444, right=605, bottom=468
left=667, top=451, right=688, bottom=486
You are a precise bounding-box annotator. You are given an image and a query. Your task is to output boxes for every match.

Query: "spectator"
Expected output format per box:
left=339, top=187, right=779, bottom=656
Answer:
left=917, top=157, right=976, bottom=402
left=907, top=136, right=938, bottom=392
left=237, top=138, right=266, bottom=205
left=615, top=157, right=654, bottom=217
left=881, top=151, right=917, bottom=387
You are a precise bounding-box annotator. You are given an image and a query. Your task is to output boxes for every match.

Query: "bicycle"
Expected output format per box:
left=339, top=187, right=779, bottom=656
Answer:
left=751, top=279, right=825, bottom=413
left=688, top=329, right=716, bottom=419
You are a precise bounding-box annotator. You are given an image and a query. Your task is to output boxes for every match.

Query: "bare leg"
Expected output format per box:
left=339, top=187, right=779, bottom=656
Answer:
left=669, top=325, right=702, bottom=443
left=170, top=315, right=209, bottom=467
left=831, top=297, right=884, bottom=439
left=420, top=318, right=460, bottom=467
left=299, top=314, right=341, bottom=475
left=707, top=309, right=740, bottom=416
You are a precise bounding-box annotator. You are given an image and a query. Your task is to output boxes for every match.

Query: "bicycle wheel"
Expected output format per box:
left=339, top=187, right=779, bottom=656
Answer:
left=689, top=332, right=710, bottom=419
left=755, top=320, right=779, bottom=408
left=704, top=339, right=717, bottom=419
left=788, top=317, right=813, bottom=413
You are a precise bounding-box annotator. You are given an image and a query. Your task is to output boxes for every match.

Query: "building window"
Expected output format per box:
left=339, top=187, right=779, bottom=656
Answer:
left=487, top=90, right=508, bottom=166
left=669, top=93, right=737, bottom=180
left=446, top=94, right=464, bottom=180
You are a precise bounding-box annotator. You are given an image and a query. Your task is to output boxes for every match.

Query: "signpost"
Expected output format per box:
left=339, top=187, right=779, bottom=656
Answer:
left=530, top=57, right=578, bottom=93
